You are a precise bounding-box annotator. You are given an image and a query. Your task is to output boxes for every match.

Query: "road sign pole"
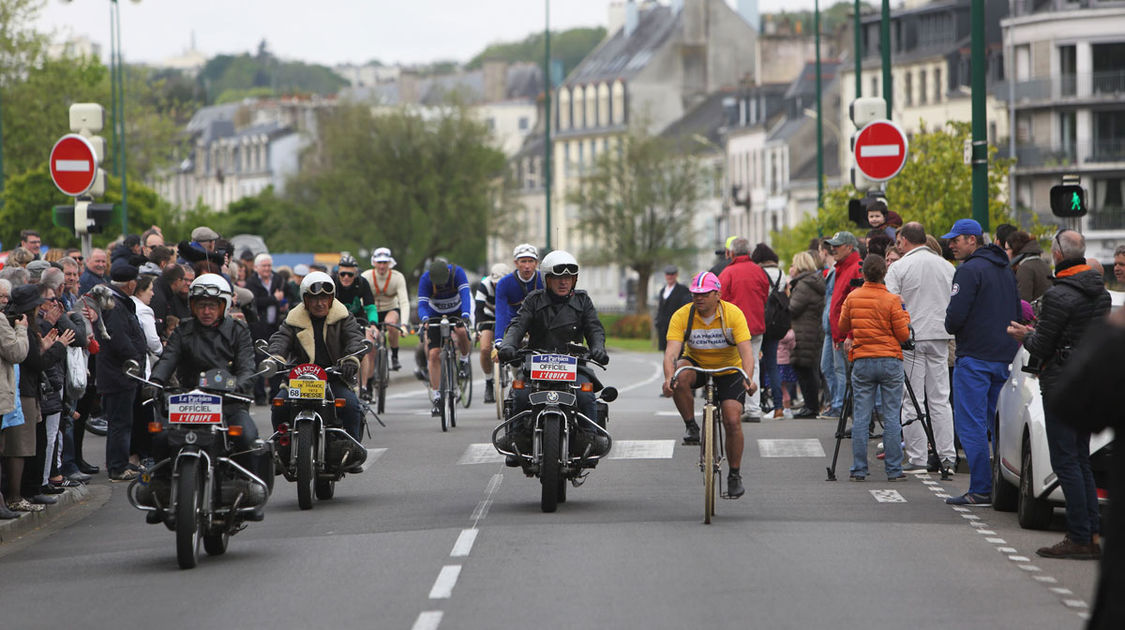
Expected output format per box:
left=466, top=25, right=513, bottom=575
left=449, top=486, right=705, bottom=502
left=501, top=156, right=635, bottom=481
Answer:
left=971, top=0, right=989, bottom=231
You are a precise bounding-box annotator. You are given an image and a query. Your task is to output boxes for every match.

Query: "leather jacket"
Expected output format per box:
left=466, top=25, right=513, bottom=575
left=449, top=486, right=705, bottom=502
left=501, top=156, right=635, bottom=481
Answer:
left=267, top=300, right=366, bottom=374
left=500, top=289, right=606, bottom=356
left=150, top=316, right=256, bottom=395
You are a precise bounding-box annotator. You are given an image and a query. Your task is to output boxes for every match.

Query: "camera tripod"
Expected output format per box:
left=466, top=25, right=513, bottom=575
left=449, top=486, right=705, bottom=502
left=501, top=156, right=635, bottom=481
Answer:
left=826, top=365, right=953, bottom=481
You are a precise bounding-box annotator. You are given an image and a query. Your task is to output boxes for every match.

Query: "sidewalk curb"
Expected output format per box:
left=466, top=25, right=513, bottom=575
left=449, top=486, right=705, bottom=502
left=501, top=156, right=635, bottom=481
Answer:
left=0, top=483, right=111, bottom=545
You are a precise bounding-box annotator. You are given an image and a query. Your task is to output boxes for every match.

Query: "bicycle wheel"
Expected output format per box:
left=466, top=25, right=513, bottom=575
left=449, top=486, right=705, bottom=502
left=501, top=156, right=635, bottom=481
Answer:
left=703, top=403, right=716, bottom=524
left=459, top=359, right=472, bottom=409
left=493, top=369, right=505, bottom=420
left=440, top=348, right=455, bottom=431
left=375, top=345, right=389, bottom=414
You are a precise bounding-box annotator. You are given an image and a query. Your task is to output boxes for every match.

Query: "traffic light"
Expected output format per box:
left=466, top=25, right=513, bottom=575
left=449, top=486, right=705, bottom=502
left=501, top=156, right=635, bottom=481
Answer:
left=1050, top=184, right=1087, bottom=218
left=849, top=97, right=886, bottom=193
left=69, top=103, right=106, bottom=199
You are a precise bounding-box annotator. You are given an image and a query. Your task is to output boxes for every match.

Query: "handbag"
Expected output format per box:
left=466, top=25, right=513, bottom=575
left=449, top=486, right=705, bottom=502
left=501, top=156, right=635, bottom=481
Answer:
left=1, top=365, right=25, bottom=429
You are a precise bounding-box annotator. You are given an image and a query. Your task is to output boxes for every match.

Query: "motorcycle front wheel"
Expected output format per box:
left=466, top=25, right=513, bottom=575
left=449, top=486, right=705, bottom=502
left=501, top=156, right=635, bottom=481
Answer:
left=540, top=415, right=561, bottom=513
left=296, top=426, right=315, bottom=510
left=175, top=458, right=204, bottom=569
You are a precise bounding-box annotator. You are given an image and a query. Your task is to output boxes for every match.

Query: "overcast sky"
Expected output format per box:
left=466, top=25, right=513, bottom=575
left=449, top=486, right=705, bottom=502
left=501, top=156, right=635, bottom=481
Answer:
left=35, top=0, right=820, bottom=67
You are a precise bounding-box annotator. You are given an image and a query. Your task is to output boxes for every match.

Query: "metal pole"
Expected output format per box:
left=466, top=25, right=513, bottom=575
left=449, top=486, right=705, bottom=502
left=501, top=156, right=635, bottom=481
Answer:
left=881, top=0, right=891, bottom=118
left=815, top=0, right=824, bottom=215
left=114, top=0, right=128, bottom=234
left=971, top=0, right=989, bottom=230
left=854, top=0, right=862, bottom=98
left=0, top=92, right=5, bottom=196
left=1006, top=0, right=1017, bottom=226
left=543, top=0, right=552, bottom=252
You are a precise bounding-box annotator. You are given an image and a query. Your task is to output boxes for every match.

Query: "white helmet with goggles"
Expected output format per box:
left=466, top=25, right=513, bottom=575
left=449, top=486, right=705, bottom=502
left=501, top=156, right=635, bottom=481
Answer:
left=300, top=271, right=336, bottom=300
left=540, top=250, right=579, bottom=277
left=188, top=273, right=233, bottom=312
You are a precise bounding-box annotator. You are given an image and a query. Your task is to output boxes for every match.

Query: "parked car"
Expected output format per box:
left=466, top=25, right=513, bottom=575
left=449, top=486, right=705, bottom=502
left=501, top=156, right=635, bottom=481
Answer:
left=992, top=295, right=1120, bottom=528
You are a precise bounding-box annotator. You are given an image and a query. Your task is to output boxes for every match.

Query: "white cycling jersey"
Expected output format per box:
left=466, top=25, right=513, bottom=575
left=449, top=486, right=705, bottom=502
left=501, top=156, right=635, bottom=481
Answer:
left=362, top=268, right=410, bottom=315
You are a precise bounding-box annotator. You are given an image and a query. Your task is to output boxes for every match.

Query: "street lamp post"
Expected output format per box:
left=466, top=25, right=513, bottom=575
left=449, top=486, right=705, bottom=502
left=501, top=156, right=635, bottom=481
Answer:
left=110, top=0, right=128, bottom=234
left=543, top=0, right=552, bottom=252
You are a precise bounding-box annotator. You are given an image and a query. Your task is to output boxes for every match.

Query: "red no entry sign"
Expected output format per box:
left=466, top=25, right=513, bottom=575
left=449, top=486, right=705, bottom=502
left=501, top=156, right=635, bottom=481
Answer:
left=853, top=120, right=909, bottom=182
left=49, top=134, right=98, bottom=196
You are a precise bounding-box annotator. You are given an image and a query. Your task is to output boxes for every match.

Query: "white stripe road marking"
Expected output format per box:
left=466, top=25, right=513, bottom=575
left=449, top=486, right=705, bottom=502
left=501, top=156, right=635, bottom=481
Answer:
left=1009, top=555, right=1031, bottom=562
left=1050, top=587, right=1074, bottom=595
left=450, top=529, right=478, bottom=557
left=412, top=611, right=443, bottom=630
left=997, top=547, right=1017, bottom=553
left=469, top=473, right=502, bottom=526
left=757, top=439, right=825, bottom=458
left=986, top=537, right=1008, bottom=544
left=1033, top=575, right=1058, bottom=584
left=457, top=440, right=676, bottom=464
left=859, top=144, right=901, bottom=158
left=1063, top=600, right=1088, bottom=609
left=870, top=489, right=906, bottom=503
left=617, top=358, right=664, bottom=394
left=1018, top=564, right=1042, bottom=572
left=428, top=565, right=462, bottom=599
left=976, top=529, right=997, bottom=535
left=55, top=159, right=91, bottom=172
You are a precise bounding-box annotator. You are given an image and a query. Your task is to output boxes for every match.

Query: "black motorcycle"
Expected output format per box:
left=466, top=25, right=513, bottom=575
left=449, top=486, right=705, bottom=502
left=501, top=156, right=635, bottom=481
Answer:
left=124, top=361, right=272, bottom=570
left=259, top=340, right=371, bottom=510
left=491, top=348, right=617, bottom=512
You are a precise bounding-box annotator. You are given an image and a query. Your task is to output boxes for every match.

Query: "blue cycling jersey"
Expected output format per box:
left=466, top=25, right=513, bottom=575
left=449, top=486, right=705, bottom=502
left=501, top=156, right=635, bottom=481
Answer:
left=493, top=270, right=544, bottom=342
left=417, top=264, right=472, bottom=321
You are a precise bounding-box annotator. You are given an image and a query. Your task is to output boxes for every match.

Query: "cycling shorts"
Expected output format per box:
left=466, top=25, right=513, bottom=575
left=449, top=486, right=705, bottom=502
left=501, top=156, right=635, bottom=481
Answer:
left=684, top=357, right=747, bottom=405
left=426, top=319, right=466, bottom=351
left=377, top=308, right=401, bottom=323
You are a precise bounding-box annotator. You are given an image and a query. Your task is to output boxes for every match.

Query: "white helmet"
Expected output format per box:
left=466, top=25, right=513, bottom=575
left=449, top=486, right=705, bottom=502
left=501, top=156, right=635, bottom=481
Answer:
left=370, top=246, right=395, bottom=267
left=512, top=243, right=538, bottom=260
left=540, top=250, right=579, bottom=277
left=489, top=263, right=510, bottom=281
left=300, top=271, right=336, bottom=300
left=188, top=273, right=233, bottom=313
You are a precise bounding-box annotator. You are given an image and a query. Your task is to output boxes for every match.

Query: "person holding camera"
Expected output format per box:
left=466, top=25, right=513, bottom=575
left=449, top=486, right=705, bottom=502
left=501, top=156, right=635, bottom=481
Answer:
left=838, top=255, right=912, bottom=481
left=1007, top=229, right=1110, bottom=559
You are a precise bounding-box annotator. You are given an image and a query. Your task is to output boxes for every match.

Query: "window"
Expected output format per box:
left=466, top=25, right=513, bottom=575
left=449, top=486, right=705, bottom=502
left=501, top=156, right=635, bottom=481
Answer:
left=919, top=69, right=928, bottom=104
left=1059, top=45, right=1077, bottom=97
left=934, top=67, right=942, bottom=102
left=904, top=71, right=913, bottom=106
left=518, top=117, right=529, bottom=131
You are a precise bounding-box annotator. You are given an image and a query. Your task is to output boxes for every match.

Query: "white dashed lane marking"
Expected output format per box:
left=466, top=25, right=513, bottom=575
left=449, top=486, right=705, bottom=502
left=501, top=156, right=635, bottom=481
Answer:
left=450, top=529, right=478, bottom=558
left=411, top=611, right=443, bottom=630
left=757, top=438, right=825, bottom=458
left=428, top=565, right=462, bottom=599
left=869, top=489, right=906, bottom=503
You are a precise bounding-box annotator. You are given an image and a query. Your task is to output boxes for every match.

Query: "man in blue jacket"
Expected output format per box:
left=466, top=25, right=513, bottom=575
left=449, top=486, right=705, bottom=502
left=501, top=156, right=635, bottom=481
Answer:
left=493, top=243, right=544, bottom=342
left=942, top=219, right=1021, bottom=506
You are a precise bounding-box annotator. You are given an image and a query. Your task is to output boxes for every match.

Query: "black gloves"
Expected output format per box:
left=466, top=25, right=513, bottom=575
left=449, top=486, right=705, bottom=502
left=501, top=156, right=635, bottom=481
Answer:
left=142, top=384, right=161, bottom=402
left=338, top=360, right=359, bottom=383
left=498, top=345, right=518, bottom=362
left=589, top=348, right=609, bottom=365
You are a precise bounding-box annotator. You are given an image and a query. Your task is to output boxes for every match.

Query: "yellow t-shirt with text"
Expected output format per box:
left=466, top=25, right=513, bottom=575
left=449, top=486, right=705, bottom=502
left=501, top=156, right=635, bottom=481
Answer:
left=666, top=300, right=751, bottom=371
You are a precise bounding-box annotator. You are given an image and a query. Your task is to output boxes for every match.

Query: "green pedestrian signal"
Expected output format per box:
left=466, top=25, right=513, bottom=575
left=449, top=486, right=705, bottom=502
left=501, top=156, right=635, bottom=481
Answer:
left=1050, top=184, right=1087, bottom=218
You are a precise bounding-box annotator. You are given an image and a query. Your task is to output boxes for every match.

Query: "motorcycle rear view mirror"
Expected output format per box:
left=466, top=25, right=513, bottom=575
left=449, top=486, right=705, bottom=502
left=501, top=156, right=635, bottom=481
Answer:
left=123, top=359, right=141, bottom=378
left=255, top=338, right=271, bottom=354
left=599, top=387, right=618, bottom=403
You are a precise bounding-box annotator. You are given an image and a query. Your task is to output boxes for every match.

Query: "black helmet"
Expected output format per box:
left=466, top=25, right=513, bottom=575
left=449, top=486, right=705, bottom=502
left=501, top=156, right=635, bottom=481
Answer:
left=428, top=257, right=451, bottom=285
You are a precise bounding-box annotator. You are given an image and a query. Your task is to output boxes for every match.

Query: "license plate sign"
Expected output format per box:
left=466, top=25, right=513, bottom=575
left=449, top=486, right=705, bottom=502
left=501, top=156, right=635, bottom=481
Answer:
left=288, top=378, right=325, bottom=399
left=168, top=391, right=222, bottom=424
left=529, top=354, right=577, bottom=382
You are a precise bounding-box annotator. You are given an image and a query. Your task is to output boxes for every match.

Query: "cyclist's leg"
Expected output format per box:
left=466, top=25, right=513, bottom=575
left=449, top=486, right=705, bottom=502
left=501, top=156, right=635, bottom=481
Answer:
left=717, top=373, right=747, bottom=468
left=426, top=325, right=443, bottom=394
left=479, top=328, right=494, bottom=377
left=360, top=326, right=377, bottom=387
left=669, top=359, right=698, bottom=421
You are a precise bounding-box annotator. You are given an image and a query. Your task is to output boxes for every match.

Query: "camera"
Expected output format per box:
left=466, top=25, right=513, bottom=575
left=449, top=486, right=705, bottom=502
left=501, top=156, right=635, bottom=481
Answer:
left=1021, top=355, right=1044, bottom=375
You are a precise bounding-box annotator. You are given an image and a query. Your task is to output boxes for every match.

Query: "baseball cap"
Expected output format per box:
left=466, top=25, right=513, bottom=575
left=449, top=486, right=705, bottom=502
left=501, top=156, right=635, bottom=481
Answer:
left=941, top=219, right=983, bottom=240
left=825, top=231, right=859, bottom=248
left=191, top=226, right=220, bottom=242
left=688, top=271, right=721, bottom=294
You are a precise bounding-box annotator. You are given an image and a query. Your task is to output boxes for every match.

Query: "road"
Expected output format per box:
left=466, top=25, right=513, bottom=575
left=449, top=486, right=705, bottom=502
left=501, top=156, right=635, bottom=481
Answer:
left=0, top=351, right=1098, bottom=629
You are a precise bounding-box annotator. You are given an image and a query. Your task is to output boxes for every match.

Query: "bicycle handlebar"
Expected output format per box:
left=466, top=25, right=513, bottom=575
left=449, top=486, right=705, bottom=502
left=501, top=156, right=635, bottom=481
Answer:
left=671, top=365, right=749, bottom=383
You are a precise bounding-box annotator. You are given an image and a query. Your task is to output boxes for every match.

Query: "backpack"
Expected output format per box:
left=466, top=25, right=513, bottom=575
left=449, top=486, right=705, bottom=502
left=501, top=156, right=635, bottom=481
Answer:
left=763, top=271, right=791, bottom=341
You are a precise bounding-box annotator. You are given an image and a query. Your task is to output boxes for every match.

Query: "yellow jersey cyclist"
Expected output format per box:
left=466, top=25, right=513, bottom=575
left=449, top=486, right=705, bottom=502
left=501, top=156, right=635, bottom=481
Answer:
left=662, top=271, right=758, bottom=499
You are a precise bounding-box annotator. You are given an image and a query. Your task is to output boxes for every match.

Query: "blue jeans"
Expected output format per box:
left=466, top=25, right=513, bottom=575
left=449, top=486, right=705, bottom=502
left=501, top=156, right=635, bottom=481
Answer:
left=850, top=357, right=904, bottom=478
left=1044, top=407, right=1099, bottom=543
left=760, top=338, right=782, bottom=410
left=102, top=389, right=136, bottom=476
left=952, top=356, right=1009, bottom=495
left=821, top=336, right=847, bottom=412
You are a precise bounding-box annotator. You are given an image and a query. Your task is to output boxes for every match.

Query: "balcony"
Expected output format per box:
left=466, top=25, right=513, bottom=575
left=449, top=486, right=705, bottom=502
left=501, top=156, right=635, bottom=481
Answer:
left=1088, top=205, right=1125, bottom=230
left=996, top=71, right=1125, bottom=106
left=1008, top=139, right=1125, bottom=169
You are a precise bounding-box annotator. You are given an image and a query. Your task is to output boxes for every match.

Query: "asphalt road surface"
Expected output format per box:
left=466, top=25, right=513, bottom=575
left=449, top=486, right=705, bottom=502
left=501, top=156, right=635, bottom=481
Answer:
left=0, top=351, right=1099, bottom=629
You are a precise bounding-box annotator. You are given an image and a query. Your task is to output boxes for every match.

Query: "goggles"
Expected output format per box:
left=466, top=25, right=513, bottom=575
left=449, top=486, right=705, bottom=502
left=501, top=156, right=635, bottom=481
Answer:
left=189, top=285, right=227, bottom=299
left=304, top=281, right=335, bottom=296
left=546, top=263, right=579, bottom=276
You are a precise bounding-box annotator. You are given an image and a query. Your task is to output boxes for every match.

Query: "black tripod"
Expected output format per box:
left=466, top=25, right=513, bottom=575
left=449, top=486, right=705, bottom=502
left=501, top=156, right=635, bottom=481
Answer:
left=826, top=365, right=952, bottom=481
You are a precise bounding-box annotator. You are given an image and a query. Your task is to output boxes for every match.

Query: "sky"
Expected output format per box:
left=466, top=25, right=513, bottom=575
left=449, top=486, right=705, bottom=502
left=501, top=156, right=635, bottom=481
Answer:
left=34, top=0, right=820, bottom=68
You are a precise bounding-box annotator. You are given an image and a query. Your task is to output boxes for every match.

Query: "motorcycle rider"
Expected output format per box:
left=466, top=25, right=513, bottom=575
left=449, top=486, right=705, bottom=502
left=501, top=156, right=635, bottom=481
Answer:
left=265, top=272, right=367, bottom=471
left=148, top=274, right=266, bottom=520
left=497, top=250, right=610, bottom=459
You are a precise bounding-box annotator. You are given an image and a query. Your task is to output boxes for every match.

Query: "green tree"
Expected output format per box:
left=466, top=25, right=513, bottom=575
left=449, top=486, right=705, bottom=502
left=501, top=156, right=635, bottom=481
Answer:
left=771, top=121, right=1017, bottom=262
left=467, top=27, right=606, bottom=78
left=567, top=127, right=703, bottom=313
left=198, top=50, right=346, bottom=104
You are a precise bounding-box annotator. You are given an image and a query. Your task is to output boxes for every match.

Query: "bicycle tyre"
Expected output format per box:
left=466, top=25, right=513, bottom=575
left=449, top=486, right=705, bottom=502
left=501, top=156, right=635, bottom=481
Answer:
left=541, top=414, right=561, bottom=513
left=703, top=404, right=716, bottom=524
left=493, top=370, right=504, bottom=420
left=439, top=348, right=453, bottom=432
left=376, top=345, right=389, bottom=414
left=459, top=359, right=472, bottom=409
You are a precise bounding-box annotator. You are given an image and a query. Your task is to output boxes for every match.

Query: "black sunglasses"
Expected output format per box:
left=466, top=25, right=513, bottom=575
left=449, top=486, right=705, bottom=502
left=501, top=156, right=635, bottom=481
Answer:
left=338, top=271, right=355, bottom=278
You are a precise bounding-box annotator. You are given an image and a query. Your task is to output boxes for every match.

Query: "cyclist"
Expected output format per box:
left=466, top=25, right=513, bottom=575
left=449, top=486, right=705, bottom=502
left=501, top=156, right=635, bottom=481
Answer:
left=475, top=263, right=509, bottom=404
left=662, top=271, right=758, bottom=499
left=148, top=273, right=266, bottom=519
left=493, top=243, right=544, bottom=342
left=497, top=250, right=610, bottom=456
left=361, top=247, right=410, bottom=371
left=266, top=271, right=367, bottom=468
left=418, top=257, right=473, bottom=416
left=333, top=254, right=379, bottom=397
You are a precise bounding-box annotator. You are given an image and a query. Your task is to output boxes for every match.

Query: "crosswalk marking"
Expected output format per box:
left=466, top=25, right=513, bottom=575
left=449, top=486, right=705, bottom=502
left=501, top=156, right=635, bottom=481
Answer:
left=456, top=440, right=676, bottom=465
left=870, top=489, right=907, bottom=503
left=757, top=438, right=825, bottom=458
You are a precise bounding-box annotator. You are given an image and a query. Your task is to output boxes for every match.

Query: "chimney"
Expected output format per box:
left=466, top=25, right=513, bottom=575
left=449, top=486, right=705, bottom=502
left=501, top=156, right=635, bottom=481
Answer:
left=483, top=60, right=508, bottom=103
left=607, top=1, right=625, bottom=36
left=624, top=0, right=638, bottom=38
left=738, top=0, right=760, bottom=32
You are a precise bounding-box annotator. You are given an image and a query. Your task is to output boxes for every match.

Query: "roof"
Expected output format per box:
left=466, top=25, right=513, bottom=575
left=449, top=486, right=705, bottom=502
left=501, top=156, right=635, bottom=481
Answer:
left=566, top=5, right=680, bottom=85
left=341, top=63, right=542, bottom=106
left=785, top=61, right=842, bottom=100
left=660, top=89, right=737, bottom=149
left=791, top=138, right=840, bottom=180
left=186, top=102, right=243, bottom=137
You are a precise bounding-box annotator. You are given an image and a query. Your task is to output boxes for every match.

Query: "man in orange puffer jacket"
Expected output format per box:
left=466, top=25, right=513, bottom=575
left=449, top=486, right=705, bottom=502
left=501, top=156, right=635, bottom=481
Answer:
left=838, top=254, right=912, bottom=482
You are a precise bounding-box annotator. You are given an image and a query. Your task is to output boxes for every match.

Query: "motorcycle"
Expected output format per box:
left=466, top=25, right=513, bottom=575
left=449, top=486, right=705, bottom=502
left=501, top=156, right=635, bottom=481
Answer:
left=259, top=340, right=372, bottom=510
left=123, top=361, right=273, bottom=570
left=491, top=347, right=618, bottom=513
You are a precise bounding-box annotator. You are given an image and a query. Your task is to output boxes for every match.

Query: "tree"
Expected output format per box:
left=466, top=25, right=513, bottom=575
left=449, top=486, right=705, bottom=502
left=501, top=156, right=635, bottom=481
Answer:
left=467, top=27, right=607, bottom=78
left=771, top=121, right=1018, bottom=262
left=567, top=128, right=703, bottom=313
